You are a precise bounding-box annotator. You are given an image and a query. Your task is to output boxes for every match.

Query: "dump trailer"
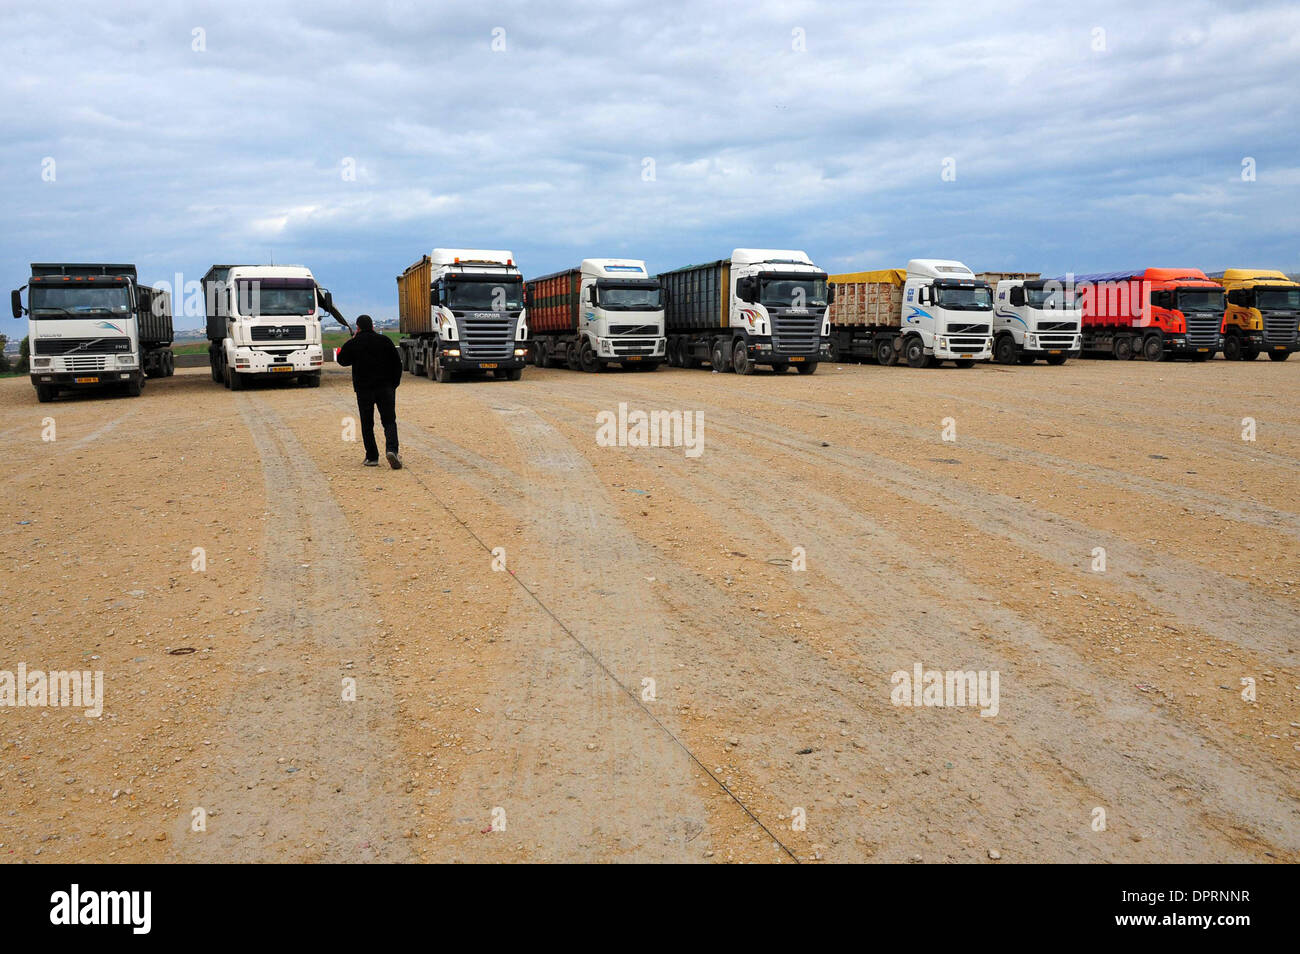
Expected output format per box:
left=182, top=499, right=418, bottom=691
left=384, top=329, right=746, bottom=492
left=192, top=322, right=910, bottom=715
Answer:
left=1207, top=268, right=1299, bottom=361
left=203, top=264, right=339, bottom=389
left=397, top=249, right=528, bottom=382
left=659, top=248, right=830, bottom=375
left=527, top=259, right=665, bottom=371
left=828, top=259, right=993, bottom=368
left=989, top=278, right=1082, bottom=365
left=1069, top=268, right=1224, bottom=361
left=11, top=263, right=174, bottom=402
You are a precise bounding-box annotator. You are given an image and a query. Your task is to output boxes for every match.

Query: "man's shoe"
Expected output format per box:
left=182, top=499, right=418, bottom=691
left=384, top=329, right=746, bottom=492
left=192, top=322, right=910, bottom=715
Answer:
left=364, top=458, right=379, bottom=467
left=386, top=451, right=403, bottom=470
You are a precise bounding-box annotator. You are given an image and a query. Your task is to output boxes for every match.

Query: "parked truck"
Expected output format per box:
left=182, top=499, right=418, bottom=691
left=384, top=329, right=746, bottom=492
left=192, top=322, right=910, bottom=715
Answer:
left=203, top=264, right=343, bottom=389
left=526, top=259, right=665, bottom=371
left=827, top=260, right=992, bottom=368
left=1069, top=268, right=1224, bottom=361
left=397, top=249, right=528, bottom=382
left=659, top=249, right=830, bottom=374
left=11, top=263, right=173, bottom=402
left=988, top=277, right=1082, bottom=365
left=1207, top=268, right=1299, bottom=361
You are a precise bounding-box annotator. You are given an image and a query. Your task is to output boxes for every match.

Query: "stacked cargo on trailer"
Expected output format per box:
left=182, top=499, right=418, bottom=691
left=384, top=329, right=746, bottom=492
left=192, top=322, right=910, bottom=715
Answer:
left=397, top=249, right=527, bottom=382
left=659, top=248, right=830, bottom=375
left=12, top=263, right=173, bottom=402
left=203, top=264, right=336, bottom=389
left=527, top=259, right=664, bottom=371
left=1207, top=269, right=1299, bottom=361
left=1070, top=268, right=1224, bottom=361
left=988, top=277, right=1082, bottom=365
left=827, top=259, right=992, bottom=367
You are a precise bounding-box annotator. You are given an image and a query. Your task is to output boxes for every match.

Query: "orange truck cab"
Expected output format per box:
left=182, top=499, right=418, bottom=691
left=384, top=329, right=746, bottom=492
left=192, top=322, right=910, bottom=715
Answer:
left=1207, top=268, right=1299, bottom=362
left=1069, top=267, right=1225, bottom=361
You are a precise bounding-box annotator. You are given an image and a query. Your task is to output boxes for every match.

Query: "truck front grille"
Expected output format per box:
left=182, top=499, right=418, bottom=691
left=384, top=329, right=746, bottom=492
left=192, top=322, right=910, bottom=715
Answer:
left=1185, top=313, right=1221, bottom=347
left=1263, top=314, right=1298, bottom=345
left=63, top=355, right=113, bottom=372
left=459, top=315, right=513, bottom=359
left=250, top=325, right=308, bottom=341
left=33, top=338, right=131, bottom=355
left=947, top=322, right=991, bottom=334
left=947, top=337, right=988, bottom=354
left=771, top=314, right=820, bottom=355
left=1037, top=321, right=1078, bottom=333
left=611, top=339, right=657, bottom=356
left=609, top=324, right=659, bottom=336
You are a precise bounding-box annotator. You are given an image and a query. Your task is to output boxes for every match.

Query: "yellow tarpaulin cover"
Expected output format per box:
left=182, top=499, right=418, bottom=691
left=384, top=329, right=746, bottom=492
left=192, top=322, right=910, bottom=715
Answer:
left=829, top=269, right=906, bottom=285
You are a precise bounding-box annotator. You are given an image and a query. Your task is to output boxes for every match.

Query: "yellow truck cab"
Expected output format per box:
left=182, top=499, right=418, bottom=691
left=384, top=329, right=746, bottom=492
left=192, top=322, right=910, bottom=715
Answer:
left=1208, top=268, right=1299, bottom=361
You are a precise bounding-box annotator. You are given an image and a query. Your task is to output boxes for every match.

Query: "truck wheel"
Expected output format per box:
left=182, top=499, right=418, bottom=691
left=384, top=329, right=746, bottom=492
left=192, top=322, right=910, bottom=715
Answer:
left=579, top=341, right=600, bottom=373
left=795, top=362, right=819, bottom=375
left=1113, top=336, right=1133, bottom=361
left=1045, top=354, right=1068, bottom=366
left=1222, top=335, right=1242, bottom=361
left=875, top=338, right=898, bottom=366
left=229, top=368, right=244, bottom=391
left=1143, top=336, right=1165, bottom=362
left=711, top=340, right=729, bottom=372
left=994, top=336, right=1018, bottom=365
left=1242, top=346, right=1260, bottom=360
left=211, top=354, right=222, bottom=383
left=955, top=359, right=976, bottom=368
left=126, top=375, right=143, bottom=397
left=1268, top=350, right=1291, bottom=362
left=666, top=338, right=680, bottom=368
left=433, top=351, right=452, bottom=383
left=302, top=372, right=322, bottom=387
left=904, top=337, right=928, bottom=368
left=35, top=384, right=55, bottom=403
left=1017, top=353, right=1035, bottom=365
left=732, top=341, right=752, bottom=375
left=506, top=367, right=523, bottom=380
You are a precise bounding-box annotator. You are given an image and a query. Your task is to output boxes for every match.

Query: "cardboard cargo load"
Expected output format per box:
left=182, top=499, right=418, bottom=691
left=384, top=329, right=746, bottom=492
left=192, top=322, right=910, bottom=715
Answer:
left=827, top=269, right=905, bottom=328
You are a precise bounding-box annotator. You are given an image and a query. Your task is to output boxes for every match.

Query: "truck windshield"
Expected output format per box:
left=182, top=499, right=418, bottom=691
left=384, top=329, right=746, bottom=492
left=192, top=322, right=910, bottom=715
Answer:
left=936, top=285, right=993, bottom=310
left=235, top=281, right=317, bottom=317
left=1256, top=288, right=1300, bottom=310
left=30, top=284, right=131, bottom=317
left=1025, top=287, right=1080, bottom=310
left=1176, top=289, right=1225, bottom=313
left=759, top=278, right=828, bottom=308
left=598, top=283, right=663, bottom=310
left=446, top=279, right=524, bottom=311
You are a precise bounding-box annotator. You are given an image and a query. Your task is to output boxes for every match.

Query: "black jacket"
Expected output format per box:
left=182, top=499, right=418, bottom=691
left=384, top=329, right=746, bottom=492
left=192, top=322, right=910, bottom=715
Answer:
left=337, top=330, right=402, bottom=391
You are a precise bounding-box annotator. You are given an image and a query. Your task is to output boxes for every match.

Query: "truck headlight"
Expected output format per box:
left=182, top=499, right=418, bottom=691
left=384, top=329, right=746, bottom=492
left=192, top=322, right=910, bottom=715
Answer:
left=33, top=357, right=51, bottom=368
left=444, top=348, right=460, bottom=357
left=514, top=348, right=526, bottom=356
left=117, top=354, right=136, bottom=366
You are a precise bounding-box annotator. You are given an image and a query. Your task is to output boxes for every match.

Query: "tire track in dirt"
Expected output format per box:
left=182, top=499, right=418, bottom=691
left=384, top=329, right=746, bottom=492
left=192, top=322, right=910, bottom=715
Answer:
left=173, top=393, right=413, bottom=862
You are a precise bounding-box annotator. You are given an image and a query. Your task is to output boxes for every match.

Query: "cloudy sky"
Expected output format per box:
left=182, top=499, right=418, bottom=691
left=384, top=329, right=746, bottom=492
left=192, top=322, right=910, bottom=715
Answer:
left=2, top=0, right=1297, bottom=328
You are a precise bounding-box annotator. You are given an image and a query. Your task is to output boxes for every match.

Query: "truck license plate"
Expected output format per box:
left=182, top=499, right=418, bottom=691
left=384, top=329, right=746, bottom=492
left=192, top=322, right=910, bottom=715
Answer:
left=626, top=356, right=641, bottom=361
left=271, top=365, right=293, bottom=372
left=479, top=363, right=498, bottom=369
left=1049, top=350, right=1061, bottom=355
left=790, top=356, right=805, bottom=362
left=1197, top=348, right=1209, bottom=352
left=75, top=376, right=99, bottom=383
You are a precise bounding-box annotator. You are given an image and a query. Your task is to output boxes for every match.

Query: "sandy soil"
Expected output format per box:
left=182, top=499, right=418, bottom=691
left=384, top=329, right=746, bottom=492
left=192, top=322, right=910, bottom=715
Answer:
left=1, top=355, right=1296, bottom=863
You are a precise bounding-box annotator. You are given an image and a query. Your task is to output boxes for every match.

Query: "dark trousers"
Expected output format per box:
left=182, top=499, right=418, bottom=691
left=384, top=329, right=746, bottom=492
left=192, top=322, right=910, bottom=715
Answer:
left=356, top=387, right=398, bottom=460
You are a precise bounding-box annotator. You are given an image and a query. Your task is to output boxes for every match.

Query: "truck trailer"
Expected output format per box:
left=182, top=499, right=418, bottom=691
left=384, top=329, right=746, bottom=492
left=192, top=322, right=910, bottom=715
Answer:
left=397, top=249, right=528, bottom=382
left=12, top=263, right=174, bottom=402
left=203, top=264, right=341, bottom=389
left=1069, top=268, right=1224, bottom=361
left=659, top=249, right=830, bottom=374
left=989, top=278, right=1082, bottom=365
left=526, top=259, right=665, bottom=371
left=1207, top=268, right=1299, bottom=361
left=827, top=260, right=993, bottom=367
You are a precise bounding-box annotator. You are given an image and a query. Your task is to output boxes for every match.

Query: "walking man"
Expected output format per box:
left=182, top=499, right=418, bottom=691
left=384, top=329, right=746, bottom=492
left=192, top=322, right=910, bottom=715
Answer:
left=336, top=314, right=404, bottom=469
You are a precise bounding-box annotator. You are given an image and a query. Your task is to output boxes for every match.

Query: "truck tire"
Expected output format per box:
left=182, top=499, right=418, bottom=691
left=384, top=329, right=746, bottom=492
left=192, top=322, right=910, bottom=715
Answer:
left=1017, top=353, right=1035, bottom=365
left=1242, top=346, right=1260, bottom=360
left=732, top=340, right=752, bottom=375
left=1268, top=350, right=1291, bottom=361
left=667, top=338, right=682, bottom=367
left=1143, top=335, right=1164, bottom=362
left=506, top=367, right=524, bottom=380
left=994, top=335, right=1018, bottom=365
left=433, top=351, right=452, bottom=383
left=229, top=368, right=244, bottom=391
left=1045, top=353, right=1068, bottom=366
left=1222, top=335, right=1242, bottom=361
left=904, top=336, right=928, bottom=368
left=35, top=384, right=55, bottom=403
left=795, top=361, right=819, bottom=375
left=711, top=339, right=729, bottom=372
left=1113, top=336, right=1133, bottom=361
left=770, top=363, right=788, bottom=374
left=211, top=353, right=222, bottom=383
left=955, top=359, right=976, bottom=369
left=126, top=375, right=143, bottom=397
left=579, top=341, right=600, bottom=373
left=876, top=338, right=898, bottom=366
left=302, top=372, right=322, bottom=387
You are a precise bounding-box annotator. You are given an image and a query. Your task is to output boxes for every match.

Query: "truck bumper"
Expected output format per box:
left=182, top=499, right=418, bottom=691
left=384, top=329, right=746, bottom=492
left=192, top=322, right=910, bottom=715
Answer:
left=1166, top=335, right=1221, bottom=357
left=443, top=351, right=527, bottom=371
left=743, top=339, right=822, bottom=365
left=596, top=337, right=666, bottom=363
left=232, top=346, right=324, bottom=375
left=933, top=337, right=992, bottom=360
left=30, top=370, right=137, bottom=388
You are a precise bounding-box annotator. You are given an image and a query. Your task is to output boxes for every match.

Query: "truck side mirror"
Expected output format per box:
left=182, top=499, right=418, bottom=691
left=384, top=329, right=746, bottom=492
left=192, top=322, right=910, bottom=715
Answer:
left=319, top=288, right=333, bottom=312
left=826, top=285, right=836, bottom=305
left=1009, top=287, right=1024, bottom=306
left=918, top=286, right=930, bottom=305
left=430, top=286, right=440, bottom=307
left=11, top=289, right=22, bottom=319
left=736, top=278, right=754, bottom=302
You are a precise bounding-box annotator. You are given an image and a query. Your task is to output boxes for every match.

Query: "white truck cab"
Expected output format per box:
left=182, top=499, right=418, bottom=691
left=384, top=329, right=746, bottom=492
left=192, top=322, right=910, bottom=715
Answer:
left=577, top=258, right=665, bottom=365
left=900, top=259, right=993, bottom=366
left=991, top=279, right=1082, bottom=365
left=203, top=264, right=329, bottom=389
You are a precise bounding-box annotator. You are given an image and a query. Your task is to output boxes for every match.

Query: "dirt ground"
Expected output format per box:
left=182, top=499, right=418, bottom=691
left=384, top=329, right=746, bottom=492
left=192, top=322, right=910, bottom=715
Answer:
left=1, top=354, right=1297, bottom=863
